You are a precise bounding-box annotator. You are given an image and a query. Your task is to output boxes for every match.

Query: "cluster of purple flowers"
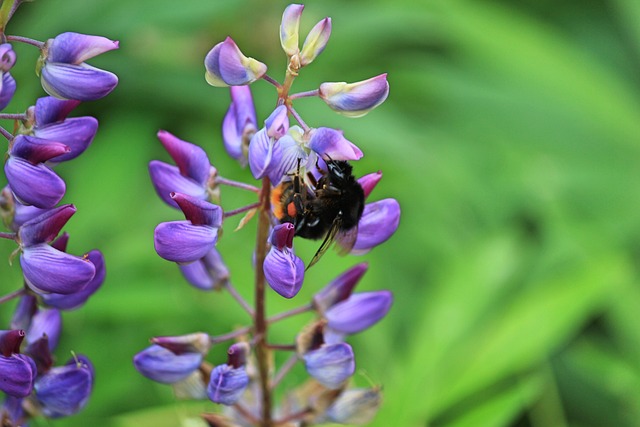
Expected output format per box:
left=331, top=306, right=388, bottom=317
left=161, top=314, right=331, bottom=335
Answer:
left=136, top=4, right=399, bottom=426
left=0, top=2, right=117, bottom=425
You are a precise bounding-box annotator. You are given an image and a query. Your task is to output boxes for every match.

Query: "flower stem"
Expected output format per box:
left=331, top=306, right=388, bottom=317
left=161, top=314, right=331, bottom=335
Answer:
left=224, top=281, right=254, bottom=317
left=0, top=288, right=24, bottom=305
left=0, top=113, right=26, bottom=121
left=286, top=105, right=310, bottom=132
left=210, top=326, right=253, bottom=345
left=223, top=202, right=260, bottom=219
left=216, top=176, right=260, bottom=193
left=261, top=74, right=282, bottom=89
left=266, top=343, right=296, bottom=351
left=254, top=176, right=273, bottom=427
left=271, top=353, right=299, bottom=390
left=289, top=89, right=320, bottom=100
left=267, top=302, right=313, bottom=324
left=0, top=231, right=16, bottom=240
left=6, top=35, right=44, bottom=48
left=0, top=125, right=13, bottom=141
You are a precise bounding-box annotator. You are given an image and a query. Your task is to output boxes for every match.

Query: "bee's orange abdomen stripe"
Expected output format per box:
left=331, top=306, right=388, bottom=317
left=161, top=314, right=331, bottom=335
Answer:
left=271, top=185, right=284, bottom=219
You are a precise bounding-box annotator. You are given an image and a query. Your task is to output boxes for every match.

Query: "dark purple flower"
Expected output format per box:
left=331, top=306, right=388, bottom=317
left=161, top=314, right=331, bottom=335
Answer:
left=307, top=127, right=363, bottom=161
left=204, top=37, right=267, bottom=87
left=40, top=32, right=119, bottom=101
left=149, top=130, right=213, bottom=208
left=264, top=223, right=304, bottom=298
left=179, top=248, right=229, bottom=291
left=222, top=86, right=257, bottom=165
left=303, top=342, right=355, bottom=389
left=154, top=193, right=222, bottom=263
left=25, top=308, right=62, bottom=351
left=34, top=356, right=94, bottom=417
left=337, top=198, right=400, bottom=255
left=10, top=295, right=37, bottom=331
left=324, top=290, right=393, bottom=335
left=0, top=186, right=51, bottom=231
left=133, top=344, right=203, bottom=384
left=1, top=395, right=25, bottom=426
left=313, top=263, right=368, bottom=312
left=18, top=205, right=96, bottom=294
left=319, top=74, right=389, bottom=118
left=0, top=330, right=37, bottom=398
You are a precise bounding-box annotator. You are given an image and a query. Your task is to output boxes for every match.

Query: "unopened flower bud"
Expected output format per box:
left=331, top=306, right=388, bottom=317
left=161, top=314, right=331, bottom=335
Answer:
left=205, top=37, right=267, bottom=87
left=325, top=290, right=393, bottom=335
left=280, top=4, right=304, bottom=56
left=299, top=17, right=331, bottom=67
left=303, top=342, right=355, bottom=389
left=307, top=127, right=363, bottom=161
left=133, top=344, right=203, bottom=384
left=319, top=74, right=389, bottom=118
left=265, top=105, right=289, bottom=139
left=313, top=263, right=368, bottom=312
left=207, top=343, right=250, bottom=405
left=264, top=223, right=304, bottom=298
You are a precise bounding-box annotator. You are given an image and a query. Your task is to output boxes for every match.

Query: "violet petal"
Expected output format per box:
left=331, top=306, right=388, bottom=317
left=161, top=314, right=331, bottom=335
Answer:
left=41, top=62, right=118, bottom=101
left=325, top=290, right=393, bottom=335
left=34, top=360, right=93, bottom=418
left=5, top=157, right=66, bottom=209
left=154, top=221, right=218, bottom=263
left=207, top=364, right=249, bottom=405
left=18, top=204, right=76, bottom=246
left=303, top=343, right=355, bottom=389
left=149, top=161, right=207, bottom=208
left=307, top=127, right=363, bottom=161
left=36, top=117, right=98, bottom=162
left=48, top=32, right=119, bottom=64
left=34, top=96, right=80, bottom=126
left=133, top=344, right=202, bottom=384
left=21, top=244, right=95, bottom=295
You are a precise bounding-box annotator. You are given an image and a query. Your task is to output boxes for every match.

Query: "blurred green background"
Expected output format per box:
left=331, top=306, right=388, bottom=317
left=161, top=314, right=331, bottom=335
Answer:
left=2, top=0, right=640, bottom=426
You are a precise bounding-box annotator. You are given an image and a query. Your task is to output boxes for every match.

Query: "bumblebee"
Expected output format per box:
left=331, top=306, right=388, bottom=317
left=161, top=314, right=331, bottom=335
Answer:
left=272, top=158, right=365, bottom=268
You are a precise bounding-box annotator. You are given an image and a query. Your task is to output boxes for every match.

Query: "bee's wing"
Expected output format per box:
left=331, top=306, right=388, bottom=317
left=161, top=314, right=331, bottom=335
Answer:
left=306, top=216, right=342, bottom=270
left=335, top=225, right=358, bottom=255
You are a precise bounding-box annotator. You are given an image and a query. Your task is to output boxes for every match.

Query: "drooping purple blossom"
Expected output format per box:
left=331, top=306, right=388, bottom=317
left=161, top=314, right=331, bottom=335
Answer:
left=264, top=223, right=305, bottom=298
left=303, top=342, right=355, bottom=389
left=207, top=343, right=250, bottom=405
left=324, top=290, right=393, bottom=336
left=34, top=356, right=94, bottom=418
left=40, top=32, right=119, bottom=101
left=313, top=263, right=368, bottom=312
left=133, top=344, right=203, bottom=384
left=0, top=330, right=37, bottom=398
left=179, top=248, right=230, bottom=291
left=204, top=37, right=267, bottom=87
left=222, top=86, right=257, bottom=165
left=319, top=74, right=390, bottom=118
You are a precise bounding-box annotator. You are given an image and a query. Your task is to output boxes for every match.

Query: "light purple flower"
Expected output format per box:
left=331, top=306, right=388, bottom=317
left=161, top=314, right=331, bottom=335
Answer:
left=40, top=32, right=119, bottom=101
left=358, top=171, right=383, bottom=198
left=25, top=308, right=62, bottom=351
left=319, top=74, right=389, bottom=118
left=313, top=263, right=368, bottom=312
left=34, top=356, right=94, bottom=417
left=0, top=43, right=16, bottom=72
left=222, top=86, right=257, bottom=165
left=264, top=223, right=305, bottom=298
left=338, top=198, right=400, bottom=255
left=325, top=290, right=393, bottom=335
left=248, top=128, right=280, bottom=181
left=133, top=344, right=203, bottom=384
left=307, top=127, right=363, bottom=160
left=154, top=193, right=222, bottom=263
left=265, top=105, right=289, bottom=139
left=149, top=130, right=213, bottom=208
left=299, top=17, right=331, bottom=67
left=179, top=248, right=229, bottom=291
left=280, top=4, right=304, bottom=56
left=206, top=343, right=250, bottom=406
left=205, top=37, right=267, bottom=87
left=303, top=343, right=355, bottom=389
left=0, top=43, right=16, bottom=111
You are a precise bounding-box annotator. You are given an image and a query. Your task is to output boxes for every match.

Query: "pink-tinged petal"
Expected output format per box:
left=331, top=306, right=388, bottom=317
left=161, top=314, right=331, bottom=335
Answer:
left=0, top=330, right=25, bottom=356
left=358, top=171, right=382, bottom=199
left=265, top=105, right=289, bottom=139
left=148, top=161, right=207, bottom=208
left=348, top=198, right=400, bottom=254
left=307, top=127, right=363, bottom=161
left=319, top=74, right=389, bottom=118
left=0, top=354, right=37, bottom=397
left=133, top=344, right=202, bottom=384
left=26, top=308, right=62, bottom=351
left=171, top=192, right=223, bottom=227
left=21, top=244, right=95, bottom=295
left=179, top=248, right=229, bottom=291
left=10, top=135, right=70, bottom=164
left=5, top=157, right=65, bottom=208
left=0, top=44, right=16, bottom=72
left=154, top=221, right=218, bottom=264
left=204, top=37, right=267, bottom=87
left=264, top=244, right=304, bottom=299
left=34, top=96, right=80, bottom=126
left=248, top=128, right=280, bottom=180
left=280, top=4, right=304, bottom=56
left=303, top=343, right=355, bottom=389
left=313, top=263, right=368, bottom=312
left=299, top=17, right=331, bottom=67
left=157, top=130, right=210, bottom=185
left=36, top=117, right=98, bottom=162
left=0, top=72, right=16, bottom=111
left=41, top=250, right=105, bottom=310
left=18, top=204, right=75, bottom=246
left=41, top=62, right=118, bottom=101
left=270, top=223, right=295, bottom=250
left=325, top=290, right=393, bottom=334
left=11, top=200, right=50, bottom=231
left=47, top=32, right=119, bottom=64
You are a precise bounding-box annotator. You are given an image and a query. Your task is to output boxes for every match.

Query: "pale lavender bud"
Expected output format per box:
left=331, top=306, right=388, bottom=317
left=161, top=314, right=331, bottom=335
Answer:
left=319, top=74, right=389, bottom=118
left=204, top=37, right=267, bottom=87
left=34, top=356, right=94, bottom=417
left=326, top=387, right=382, bottom=425
left=265, top=105, right=289, bottom=139
left=40, top=32, right=119, bottom=101
left=207, top=363, right=249, bottom=405
left=0, top=44, right=16, bottom=72
left=222, top=86, right=257, bottom=165
left=299, top=17, right=331, bottom=67
left=325, top=290, right=393, bottom=335
left=280, top=4, right=304, bottom=56
left=307, top=127, right=363, bottom=161
left=339, top=198, right=400, bottom=255
left=313, top=263, right=368, bottom=312
left=303, top=343, right=355, bottom=389
left=133, top=344, right=202, bottom=384
left=25, top=308, right=62, bottom=351
left=0, top=72, right=16, bottom=111
left=264, top=223, right=305, bottom=298
left=248, top=128, right=281, bottom=180
left=152, top=332, right=211, bottom=356
left=358, top=171, right=383, bottom=198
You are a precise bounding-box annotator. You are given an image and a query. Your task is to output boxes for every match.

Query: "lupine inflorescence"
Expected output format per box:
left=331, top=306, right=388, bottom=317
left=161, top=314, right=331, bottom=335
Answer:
left=137, top=4, right=400, bottom=426
left=0, top=0, right=117, bottom=425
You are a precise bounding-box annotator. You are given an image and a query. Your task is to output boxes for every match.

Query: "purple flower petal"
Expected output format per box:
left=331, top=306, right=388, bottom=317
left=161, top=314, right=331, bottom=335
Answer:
left=204, top=37, right=267, bottom=87
left=41, top=62, right=118, bottom=101
left=358, top=171, right=383, bottom=199
left=348, top=198, right=400, bottom=254
left=149, top=161, right=207, bottom=208
left=222, top=86, right=257, bottom=164
left=264, top=244, right=304, bottom=299
left=0, top=44, right=16, bottom=72
left=0, top=354, right=37, bottom=397
left=34, top=96, right=80, bottom=126
left=265, top=105, right=289, bottom=139
left=34, top=360, right=93, bottom=418
left=47, top=32, right=119, bottom=64
left=319, top=74, right=389, bottom=118
left=35, top=117, right=98, bottom=162
left=4, top=157, right=66, bottom=208
left=268, top=134, right=305, bottom=185
left=41, top=250, right=105, bottom=310
left=0, top=72, right=16, bottom=111
left=1, top=395, right=25, bottom=426
left=179, top=248, right=229, bottom=291
left=325, top=290, right=393, bottom=334
left=157, top=130, right=211, bottom=185
left=207, top=364, right=249, bottom=405
left=248, top=128, right=280, bottom=180
left=171, top=192, right=223, bottom=227
left=18, top=204, right=76, bottom=246
left=133, top=344, right=202, bottom=384
left=154, top=221, right=218, bottom=263
left=313, top=263, right=369, bottom=312
left=10, top=135, right=70, bottom=164
left=25, top=308, right=62, bottom=351
left=307, top=127, right=363, bottom=161
left=303, top=343, right=355, bottom=389
left=21, top=244, right=96, bottom=295
left=10, top=295, right=37, bottom=330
